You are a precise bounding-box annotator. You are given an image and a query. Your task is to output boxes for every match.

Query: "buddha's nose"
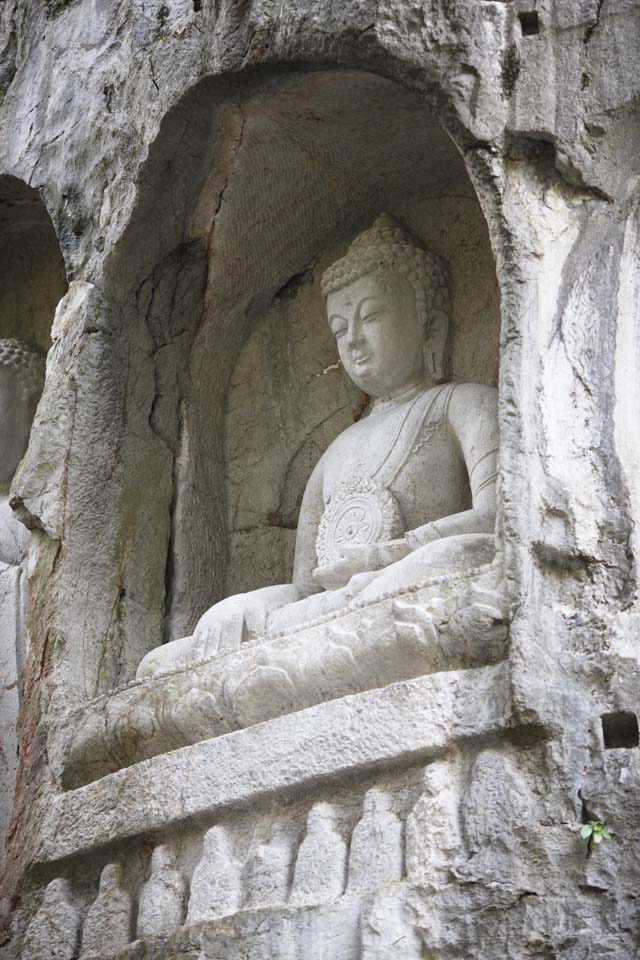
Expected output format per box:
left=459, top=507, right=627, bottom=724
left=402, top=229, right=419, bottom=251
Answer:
left=345, top=323, right=365, bottom=349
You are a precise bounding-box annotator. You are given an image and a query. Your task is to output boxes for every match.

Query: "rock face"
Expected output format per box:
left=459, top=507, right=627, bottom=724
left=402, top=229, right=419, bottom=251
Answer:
left=1, top=2, right=640, bottom=960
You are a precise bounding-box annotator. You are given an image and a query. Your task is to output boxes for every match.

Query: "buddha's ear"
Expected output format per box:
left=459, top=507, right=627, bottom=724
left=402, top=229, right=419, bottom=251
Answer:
left=423, top=310, right=449, bottom=383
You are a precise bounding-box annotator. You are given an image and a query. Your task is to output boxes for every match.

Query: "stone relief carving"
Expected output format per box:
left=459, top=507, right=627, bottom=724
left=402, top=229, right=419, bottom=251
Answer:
left=31, top=784, right=415, bottom=954
left=347, top=789, right=404, bottom=895
left=243, top=821, right=295, bottom=910
left=187, top=825, right=243, bottom=924
left=22, top=878, right=79, bottom=960
left=80, top=863, right=131, bottom=955
left=55, top=216, right=506, bottom=787
left=136, top=215, right=500, bottom=687
left=290, top=802, right=347, bottom=907
left=0, top=338, right=44, bottom=855
left=60, top=480, right=507, bottom=786
left=136, top=845, right=186, bottom=938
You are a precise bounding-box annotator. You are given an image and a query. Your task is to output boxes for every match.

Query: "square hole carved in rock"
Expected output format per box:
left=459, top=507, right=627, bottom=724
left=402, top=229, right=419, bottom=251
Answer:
left=518, top=11, right=540, bottom=36
left=601, top=711, right=640, bottom=749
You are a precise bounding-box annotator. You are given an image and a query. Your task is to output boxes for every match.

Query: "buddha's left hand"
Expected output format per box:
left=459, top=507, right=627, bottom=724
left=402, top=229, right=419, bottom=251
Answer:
left=313, top=538, right=413, bottom=591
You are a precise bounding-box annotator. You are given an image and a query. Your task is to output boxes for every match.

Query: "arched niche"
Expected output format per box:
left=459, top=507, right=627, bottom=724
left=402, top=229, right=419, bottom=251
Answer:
left=0, top=176, right=67, bottom=350
left=218, top=73, right=500, bottom=595
left=187, top=70, right=500, bottom=615
left=98, top=66, right=500, bottom=672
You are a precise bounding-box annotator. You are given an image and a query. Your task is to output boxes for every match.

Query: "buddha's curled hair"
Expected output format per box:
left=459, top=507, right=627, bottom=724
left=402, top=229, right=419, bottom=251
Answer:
left=0, top=338, right=45, bottom=409
left=320, top=214, right=450, bottom=328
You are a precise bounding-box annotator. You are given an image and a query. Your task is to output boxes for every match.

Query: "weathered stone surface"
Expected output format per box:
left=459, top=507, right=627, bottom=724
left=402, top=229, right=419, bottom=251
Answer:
left=36, top=663, right=512, bottom=865
left=0, top=564, right=22, bottom=860
left=186, top=825, right=242, bottom=924
left=136, top=846, right=185, bottom=939
left=55, top=556, right=507, bottom=786
left=21, top=879, right=79, bottom=960
left=1, top=1, right=639, bottom=958
left=80, top=863, right=131, bottom=956
left=290, top=803, right=347, bottom=907
left=0, top=338, right=44, bottom=861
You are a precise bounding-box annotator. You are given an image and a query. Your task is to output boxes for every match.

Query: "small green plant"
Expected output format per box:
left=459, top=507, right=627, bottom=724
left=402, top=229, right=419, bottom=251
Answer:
left=580, top=820, right=611, bottom=845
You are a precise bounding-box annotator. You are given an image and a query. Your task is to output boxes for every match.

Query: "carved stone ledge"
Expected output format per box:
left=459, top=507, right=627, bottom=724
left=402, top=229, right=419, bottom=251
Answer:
left=37, top=661, right=512, bottom=865
left=53, top=560, right=508, bottom=790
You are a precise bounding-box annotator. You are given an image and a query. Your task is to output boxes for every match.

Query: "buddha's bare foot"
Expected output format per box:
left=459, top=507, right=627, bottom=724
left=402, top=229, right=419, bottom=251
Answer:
left=136, top=634, right=198, bottom=679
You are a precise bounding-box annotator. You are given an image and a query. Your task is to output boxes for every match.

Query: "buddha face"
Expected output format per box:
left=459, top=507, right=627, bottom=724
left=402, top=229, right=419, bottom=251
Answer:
left=326, top=272, right=425, bottom=398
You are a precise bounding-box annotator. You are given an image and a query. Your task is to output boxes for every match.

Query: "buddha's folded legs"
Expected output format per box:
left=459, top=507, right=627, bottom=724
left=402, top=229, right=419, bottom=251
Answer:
left=138, top=534, right=496, bottom=679
left=265, top=571, right=378, bottom=636
left=266, top=534, right=494, bottom=636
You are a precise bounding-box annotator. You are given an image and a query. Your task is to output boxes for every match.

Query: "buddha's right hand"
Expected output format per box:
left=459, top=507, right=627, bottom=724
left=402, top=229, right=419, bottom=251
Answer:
left=313, top=538, right=412, bottom=591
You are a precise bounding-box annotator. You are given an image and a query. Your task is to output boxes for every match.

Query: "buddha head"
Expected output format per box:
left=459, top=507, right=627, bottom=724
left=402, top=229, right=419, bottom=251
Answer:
left=0, top=338, right=45, bottom=492
left=321, top=214, right=449, bottom=398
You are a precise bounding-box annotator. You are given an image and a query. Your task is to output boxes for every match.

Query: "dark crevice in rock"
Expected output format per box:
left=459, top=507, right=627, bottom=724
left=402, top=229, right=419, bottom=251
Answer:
left=531, top=541, right=594, bottom=574
left=578, top=790, right=605, bottom=859
left=584, top=0, right=606, bottom=45
left=162, top=402, right=186, bottom=644
left=578, top=789, right=600, bottom=824
left=464, top=141, right=498, bottom=155
left=500, top=43, right=520, bottom=100
left=274, top=260, right=316, bottom=300
left=264, top=515, right=298, bottom=532
left=505, top=133, right=612, bottom=202
left=8, top=496, right=45, bottom=533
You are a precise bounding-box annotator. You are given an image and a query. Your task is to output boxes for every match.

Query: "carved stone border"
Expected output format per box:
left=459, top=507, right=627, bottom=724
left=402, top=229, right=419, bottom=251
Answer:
left=38, top=662, right=511, bottom=865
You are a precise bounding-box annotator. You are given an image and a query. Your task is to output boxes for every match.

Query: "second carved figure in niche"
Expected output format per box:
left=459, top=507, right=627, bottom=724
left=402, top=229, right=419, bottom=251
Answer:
left=0, top=338, right=45, bottom=855
left=138, top=215, right=498, bottom=678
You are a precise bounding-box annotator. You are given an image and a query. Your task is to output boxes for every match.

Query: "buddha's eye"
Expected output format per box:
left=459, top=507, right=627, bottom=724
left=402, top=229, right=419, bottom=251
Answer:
left=362, top=311, right=381, bottom=324
left=330, top=319, right=347, bottom=338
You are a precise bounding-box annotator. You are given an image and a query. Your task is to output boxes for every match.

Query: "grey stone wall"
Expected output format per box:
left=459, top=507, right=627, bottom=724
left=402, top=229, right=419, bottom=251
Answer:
left=0, top=1, right=639, bottom=957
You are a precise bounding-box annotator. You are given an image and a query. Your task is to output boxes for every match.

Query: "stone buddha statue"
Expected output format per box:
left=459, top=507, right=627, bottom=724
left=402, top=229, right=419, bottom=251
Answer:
left=0, top=337, right=45, bottom=857
left=138, top=215, right=499, bottom=679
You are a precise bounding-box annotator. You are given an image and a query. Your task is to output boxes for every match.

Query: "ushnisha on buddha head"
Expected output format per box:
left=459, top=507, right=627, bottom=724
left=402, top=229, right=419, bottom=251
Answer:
left=321, top=214, right=450, bottom=400
left=0, top=338, right=45, bottom=491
